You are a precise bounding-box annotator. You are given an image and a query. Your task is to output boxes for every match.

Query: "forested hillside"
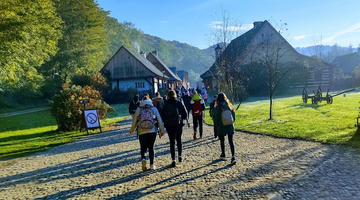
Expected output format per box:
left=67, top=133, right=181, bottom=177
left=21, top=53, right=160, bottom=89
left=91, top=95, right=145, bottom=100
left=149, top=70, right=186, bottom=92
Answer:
left=104, top=15, right=214, bottom=81
left=0, top=0, right=213, bottom=108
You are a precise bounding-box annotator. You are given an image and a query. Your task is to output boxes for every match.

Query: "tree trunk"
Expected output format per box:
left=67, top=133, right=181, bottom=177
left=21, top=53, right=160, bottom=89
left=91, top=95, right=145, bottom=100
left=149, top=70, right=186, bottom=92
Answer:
left=269, top=94, right=273, bottom=120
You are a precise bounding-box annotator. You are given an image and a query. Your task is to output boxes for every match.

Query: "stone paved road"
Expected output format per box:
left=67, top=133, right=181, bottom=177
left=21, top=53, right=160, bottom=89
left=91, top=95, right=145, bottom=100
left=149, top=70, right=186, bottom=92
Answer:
left=0, top=118, right=360, bottom=199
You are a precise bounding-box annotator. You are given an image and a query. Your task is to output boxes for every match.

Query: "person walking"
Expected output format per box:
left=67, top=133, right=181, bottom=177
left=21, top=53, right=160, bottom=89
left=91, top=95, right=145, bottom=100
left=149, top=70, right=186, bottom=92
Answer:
left=152, top=92, right=164, bottom=115
left=162, top=90, right=188, bottom=167
left=129, top=96, right=165, bottom=171
left=209, top=94, right=218, bottom=139
left=213, top=92, right=237, bottom=165
left=182, top=90, right=192, bottom=119
left=190, top=91, right=205, bottom=139
left=129, top=94, right=140, bottom=119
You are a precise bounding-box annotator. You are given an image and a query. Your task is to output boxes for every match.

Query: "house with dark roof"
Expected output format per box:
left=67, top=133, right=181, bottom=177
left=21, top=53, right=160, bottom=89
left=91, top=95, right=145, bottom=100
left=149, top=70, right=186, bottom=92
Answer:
left=100, top=46, right=170, bottom=95
left=332, top=48, right=360, bottom=75
left=201, top=20, right=333, bottom=95
left=146, top=52, right=183, bottom=89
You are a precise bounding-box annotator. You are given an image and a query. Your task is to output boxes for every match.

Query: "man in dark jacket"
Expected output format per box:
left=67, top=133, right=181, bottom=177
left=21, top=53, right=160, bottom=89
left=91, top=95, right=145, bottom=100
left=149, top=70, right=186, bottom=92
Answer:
left=162, top=90, right=188, bottom=167
left=209, top=94, right=218, bottom=139
left=129, top=94, right=140, bottom=119
left=181, top=90, right=192, bottom=118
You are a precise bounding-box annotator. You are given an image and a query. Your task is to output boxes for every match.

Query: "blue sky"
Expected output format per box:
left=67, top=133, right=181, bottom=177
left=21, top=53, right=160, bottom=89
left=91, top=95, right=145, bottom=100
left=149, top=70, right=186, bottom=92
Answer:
left=96, top=0, right=360, bottom=50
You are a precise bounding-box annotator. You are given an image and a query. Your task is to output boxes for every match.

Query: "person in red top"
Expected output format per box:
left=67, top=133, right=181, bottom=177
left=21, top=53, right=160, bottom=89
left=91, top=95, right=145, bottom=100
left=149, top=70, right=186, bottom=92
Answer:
left=190, top=91, right=206, bottom=139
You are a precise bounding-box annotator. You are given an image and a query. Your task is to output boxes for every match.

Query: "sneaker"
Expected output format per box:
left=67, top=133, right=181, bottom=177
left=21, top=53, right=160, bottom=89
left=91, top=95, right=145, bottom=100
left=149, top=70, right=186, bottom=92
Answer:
left=171, top=160, right=176, bottom=167
left=220, top=154, right=226, bottom=161
left=179, top=156, right=183, bottom=162
left=193, top=132, right=197, bottom=140
left=231, top=157, right=237, bottom=165
left=142, top=159, right=147, bottom=171
left=150, top=164, right=156, bottom=170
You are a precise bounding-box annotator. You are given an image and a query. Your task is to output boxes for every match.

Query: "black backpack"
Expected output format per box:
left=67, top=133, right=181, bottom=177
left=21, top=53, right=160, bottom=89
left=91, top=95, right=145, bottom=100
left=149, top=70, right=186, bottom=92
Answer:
left=155, top=102, right=163, bottom=114
left=163, top=102, right=181, bottom=126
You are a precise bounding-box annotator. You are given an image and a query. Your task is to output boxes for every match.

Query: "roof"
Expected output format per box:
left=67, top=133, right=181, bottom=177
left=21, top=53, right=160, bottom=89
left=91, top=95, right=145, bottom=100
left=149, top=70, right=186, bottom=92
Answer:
left=100, top=46, right=169, bottom=78
left=200, top=20, right=300, bottom=79
left=332, top=52, right=360, bottom=74
left=146, top=52, right=182, bottom=81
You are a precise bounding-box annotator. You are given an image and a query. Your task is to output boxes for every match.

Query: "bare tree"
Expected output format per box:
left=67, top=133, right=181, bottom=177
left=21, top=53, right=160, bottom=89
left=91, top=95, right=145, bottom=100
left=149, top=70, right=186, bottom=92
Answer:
left=248, top=21, right=302, bottom=119
left=206, top=8, right=249, bottom=105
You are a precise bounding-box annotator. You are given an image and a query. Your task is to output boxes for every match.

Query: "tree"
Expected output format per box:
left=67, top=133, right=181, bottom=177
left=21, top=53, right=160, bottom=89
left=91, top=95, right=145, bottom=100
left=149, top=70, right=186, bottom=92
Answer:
left=0, top=0, right=62, bottom=92
left=207, top=8, right=248, bottom=104
left=40, top=0, right=109, bottom=84
left=248, top=21, right=302, bottom=119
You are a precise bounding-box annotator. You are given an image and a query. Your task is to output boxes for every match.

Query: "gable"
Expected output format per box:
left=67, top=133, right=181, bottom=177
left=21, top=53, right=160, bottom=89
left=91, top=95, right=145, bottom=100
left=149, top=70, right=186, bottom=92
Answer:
left=101, top=46, right=167, bottom=80
left=146, top=52, right=182, bottom=81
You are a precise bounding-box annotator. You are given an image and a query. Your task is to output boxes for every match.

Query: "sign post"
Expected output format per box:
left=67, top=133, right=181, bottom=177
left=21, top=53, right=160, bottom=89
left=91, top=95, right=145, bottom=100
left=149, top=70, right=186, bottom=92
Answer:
left=79, top=99, right=102, bottom=134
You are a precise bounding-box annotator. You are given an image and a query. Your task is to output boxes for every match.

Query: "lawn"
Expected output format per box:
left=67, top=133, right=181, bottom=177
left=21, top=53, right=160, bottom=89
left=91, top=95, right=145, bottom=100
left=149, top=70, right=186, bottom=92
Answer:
left=0, top=104, right=129, bottom=160
left=204, top=92, right=360, bottom=147
left=2, top=94, right=360, bottom=161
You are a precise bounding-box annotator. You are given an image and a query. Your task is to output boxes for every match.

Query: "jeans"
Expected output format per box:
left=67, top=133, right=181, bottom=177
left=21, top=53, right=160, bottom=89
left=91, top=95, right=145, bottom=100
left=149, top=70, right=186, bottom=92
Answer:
left=219, top=134, right=235, bottom=157
left=167, top=125, right=183, bottom=160
left=139, top=132, right=157, bottom=165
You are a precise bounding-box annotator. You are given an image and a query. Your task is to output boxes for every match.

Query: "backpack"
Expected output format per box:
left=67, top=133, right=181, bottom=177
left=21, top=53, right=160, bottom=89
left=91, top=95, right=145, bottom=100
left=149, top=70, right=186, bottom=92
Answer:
left=137, top=106, right=156, bottom=129
left=192, top=100, right=202, bottom=116
left=221, top=108, right=234, bottom=126
left=163, top=102, right=181, bottom=126
left=155, top=102, right=163, bottom=114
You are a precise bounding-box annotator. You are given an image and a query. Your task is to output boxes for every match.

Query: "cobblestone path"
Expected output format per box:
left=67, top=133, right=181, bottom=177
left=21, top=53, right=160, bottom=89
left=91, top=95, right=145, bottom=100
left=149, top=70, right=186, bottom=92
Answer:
left=0, top=118, right=360, bottom=199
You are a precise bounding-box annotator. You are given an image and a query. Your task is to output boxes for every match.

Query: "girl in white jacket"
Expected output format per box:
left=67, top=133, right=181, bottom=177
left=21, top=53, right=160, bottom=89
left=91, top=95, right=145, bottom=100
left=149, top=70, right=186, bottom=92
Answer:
left=129, top=96, right=165, bottom=171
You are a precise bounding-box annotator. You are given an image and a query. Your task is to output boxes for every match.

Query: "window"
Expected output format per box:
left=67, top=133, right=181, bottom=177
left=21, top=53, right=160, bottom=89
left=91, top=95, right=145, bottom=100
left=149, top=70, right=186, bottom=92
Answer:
left=135, top=82, right=145, bottom=88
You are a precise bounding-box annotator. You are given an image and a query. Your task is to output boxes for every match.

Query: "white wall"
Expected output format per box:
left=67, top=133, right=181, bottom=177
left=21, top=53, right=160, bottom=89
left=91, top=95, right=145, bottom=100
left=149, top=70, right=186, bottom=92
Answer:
left=111, top=78, right=153, bottom=92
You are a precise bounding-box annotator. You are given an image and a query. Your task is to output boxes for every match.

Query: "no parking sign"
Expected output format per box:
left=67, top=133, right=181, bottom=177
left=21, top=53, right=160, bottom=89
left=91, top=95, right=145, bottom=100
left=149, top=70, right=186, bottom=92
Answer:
left=83, top=109, right=101, bottom=131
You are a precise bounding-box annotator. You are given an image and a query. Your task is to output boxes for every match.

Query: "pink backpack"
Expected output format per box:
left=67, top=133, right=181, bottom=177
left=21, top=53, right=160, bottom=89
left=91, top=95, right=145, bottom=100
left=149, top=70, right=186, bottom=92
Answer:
left=137, top=106, right=156, bottom=129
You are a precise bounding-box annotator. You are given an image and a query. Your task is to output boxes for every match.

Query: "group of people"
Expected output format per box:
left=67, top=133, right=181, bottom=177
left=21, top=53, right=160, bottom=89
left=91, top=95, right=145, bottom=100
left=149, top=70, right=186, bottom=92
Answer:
left=128, top=89, right=236, bottom=171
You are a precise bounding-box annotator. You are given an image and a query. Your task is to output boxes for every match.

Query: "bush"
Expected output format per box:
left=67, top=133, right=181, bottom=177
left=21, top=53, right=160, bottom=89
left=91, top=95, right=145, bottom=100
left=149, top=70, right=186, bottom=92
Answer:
left=50, top=84, right=114, bottom=132
left=104, top=87, right=138, bottom=104
left=71, top=73, right=111, bottom=96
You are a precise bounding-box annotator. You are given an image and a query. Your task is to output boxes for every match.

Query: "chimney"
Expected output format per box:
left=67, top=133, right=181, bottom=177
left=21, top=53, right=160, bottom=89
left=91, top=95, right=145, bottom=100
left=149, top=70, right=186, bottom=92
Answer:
left=152, top=50, right=158, bottom=57
left=215, top=44, right=222, bottom=59
left=253, top=21, right=262, bottom=28
left=140, top=50, right=146, bottom=58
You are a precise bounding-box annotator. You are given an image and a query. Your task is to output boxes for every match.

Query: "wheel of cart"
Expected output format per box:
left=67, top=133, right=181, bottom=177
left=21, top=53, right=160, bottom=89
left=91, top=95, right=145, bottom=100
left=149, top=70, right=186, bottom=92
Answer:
left=302, top=88, right=308, bottom=103
left=311, top=96, right=318, bottom=105
left=316, top=86, right=323, bottom=103
left=326, top=95, right=333, bottom=104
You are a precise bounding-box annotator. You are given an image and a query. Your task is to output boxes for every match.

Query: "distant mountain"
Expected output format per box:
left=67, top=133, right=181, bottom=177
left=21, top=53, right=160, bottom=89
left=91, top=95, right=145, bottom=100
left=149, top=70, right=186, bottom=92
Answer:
left=295, top=45, right=356, bottom=62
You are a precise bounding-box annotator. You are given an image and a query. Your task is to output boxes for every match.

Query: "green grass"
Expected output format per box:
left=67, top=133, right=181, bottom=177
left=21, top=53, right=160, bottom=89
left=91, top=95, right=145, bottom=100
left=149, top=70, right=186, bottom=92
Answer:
left=0, top=104, right=129, bottom=160
left=205, top=92, right=360, bottom=147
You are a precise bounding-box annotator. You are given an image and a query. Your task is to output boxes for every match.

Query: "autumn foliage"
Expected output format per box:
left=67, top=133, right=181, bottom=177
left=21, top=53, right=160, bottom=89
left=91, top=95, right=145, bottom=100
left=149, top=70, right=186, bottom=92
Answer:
left=50, top=84, right=114, bottom=131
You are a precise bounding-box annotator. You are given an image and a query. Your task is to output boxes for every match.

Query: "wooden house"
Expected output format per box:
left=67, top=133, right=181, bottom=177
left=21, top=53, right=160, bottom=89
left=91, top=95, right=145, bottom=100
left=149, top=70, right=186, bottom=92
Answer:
left=201, top=20, right=333, bottom=94
left=100, top=46, right=169, bottom=95
left=146, top=52, right=182, bottom=89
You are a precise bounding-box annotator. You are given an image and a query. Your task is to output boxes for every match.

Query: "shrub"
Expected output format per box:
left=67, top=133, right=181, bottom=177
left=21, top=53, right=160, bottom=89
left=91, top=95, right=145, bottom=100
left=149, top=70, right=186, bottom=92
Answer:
left=104, top=87, right=138, bottom=104
left=50, top=84, right=114, bottom=132
left=71, top=73, right=111, bottom=96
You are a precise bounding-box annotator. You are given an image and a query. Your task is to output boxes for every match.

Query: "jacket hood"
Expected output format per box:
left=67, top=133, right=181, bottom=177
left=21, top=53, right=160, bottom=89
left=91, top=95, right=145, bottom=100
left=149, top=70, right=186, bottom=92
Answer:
left=192, top=94, right=202, bottom=101
left=152, top=96, right=163, bottom=103
left=140, top=100, right=154, bottom=107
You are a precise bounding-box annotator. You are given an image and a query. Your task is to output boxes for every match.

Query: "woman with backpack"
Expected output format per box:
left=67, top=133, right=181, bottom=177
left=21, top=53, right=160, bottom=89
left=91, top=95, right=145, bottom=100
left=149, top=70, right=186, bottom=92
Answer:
left=213, top=92, right=237, bottom=165
left=129, top=96, right=165, bottom=171
left=162, top=90, right=188, bottom=167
